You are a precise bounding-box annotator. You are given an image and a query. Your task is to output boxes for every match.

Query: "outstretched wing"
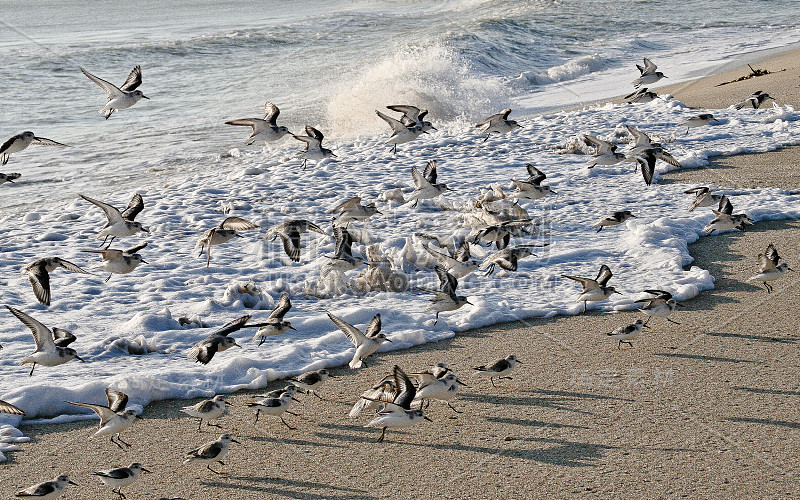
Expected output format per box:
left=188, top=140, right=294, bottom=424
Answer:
left=268, top=293, right=292, bottom=321
left=0, top=400, right=24, bottom=415
left=220, top=216, right=259, bottom=231
left=106, top=388, right=129, bottom=412
left=52, top=328, right=77, bottom=347
left=422, top=159, right=438, bottom=184
left=211, top=315, right=252, bottom=337
left=81, top=194, right=123, bottom=224
left=434, top=265, right=458, bottom=294
left=595, top=264, right=613, bottom=287
left=327, top=311, right=366, bottom=347
left=525, top=164, right=546, bottom=185
left=364, top=314, right=382, bottom=338
left=264, top=102, right=280, bottom=125
left=65, top=401, right=116, bottom=426
left=120, top=65, right=143, bottom=92
left=121, top=193, right=144, bottom=221
left=6, top=305, right=54, bottom=351
left=392, top=365, right=416, bottom=410
left=81, top=67, right=124, bottom=99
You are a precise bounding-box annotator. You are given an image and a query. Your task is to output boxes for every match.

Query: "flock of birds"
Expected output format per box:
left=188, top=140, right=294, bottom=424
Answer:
left=1, top=57, right=794, bottom=498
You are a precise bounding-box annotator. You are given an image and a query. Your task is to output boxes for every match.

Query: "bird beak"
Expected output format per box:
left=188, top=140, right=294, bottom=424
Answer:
left=135, top=414, right=143, bottom=419
left=675, top=302, right=685, bottom=307
left=457, top=380, right=470, bottom=387
left=430, top=126, right=438, bottom=131
left=516, top=360, right=523, bottom=364
left=613, top=291, right=622, bottom=295
left=642, top=324, right=651, bottom=329
left=465, top=300, right=474, bottom=306
left=142, top=227, right=150, bottom=233
left=384, top=338, right=393, bottom=342
left=289, top=325, right=297, bottom=331
left=68, top=481, right=79, bottom=486
left=142, top=95, right=150, bottom=100
left=233, top=342, right=242, bottom=348
left=76, top=355, right=86, bottom=362
left=140, top=259, right=149, bottom=264
left=423, top=415, right=433, bottom=422
left=291, top=397, right=301, bottom=402
left=328, top=374, right=337, bottom=378
left=224, top=401, right=233, bottom=406
left=141, top=467, right=152, bottom=474
left=550, top=190, right=558, bottom=194
left=788, top=267, right=795, bottom=272
left=422, top=130, right=430, bottom=135
left=231, top=438, right=241, bottom=444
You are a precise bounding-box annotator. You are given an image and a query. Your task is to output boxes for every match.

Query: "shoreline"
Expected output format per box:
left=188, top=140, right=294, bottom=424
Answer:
left=2, top=47, right=800, bottom=498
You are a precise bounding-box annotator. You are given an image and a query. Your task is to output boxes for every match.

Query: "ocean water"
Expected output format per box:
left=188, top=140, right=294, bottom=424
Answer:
left=1, top=0, right=799, bottom=458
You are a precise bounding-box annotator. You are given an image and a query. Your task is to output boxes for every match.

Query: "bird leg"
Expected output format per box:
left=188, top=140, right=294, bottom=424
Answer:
left=447, top=402, right=462, bottom=414
left=667, top=318, right=681, bottom=325
left=280, top=416, right=296, bottom=430
left=207, top=421, right=222, bottom=429
left=100, top=235, right=110, bottom=247
left=105, top=274, right=113, bottom=283
left=116, top=434, right=132, bottom=447
left=197, top=419, right=203, bottom=432
left=433, top=312, right=439, bottom=326
left=483, top=135, right=489, bottom=143
left=301, top=158, right=307, bottom=171
left=206, top=246, right=212, bottom=268
left=377, top=427, right=387, bottom=443
left=253, top=409, right=260, bottom=424
left=28, top=363, right=36, bottom=376
left=764, top=282, right=773, bottom=293
left=499, top=376, right=513, bottom=381
left=111, top=435, right=126, bottom=451
left=490, top=377, right=497, bottom=388
left=596, top=226, right=603, bottom=233
left=207, top=463, right=222, bottom=475
left=583, top=301, right=587, bottom=313
left=105, top=236, right=116, bottom=249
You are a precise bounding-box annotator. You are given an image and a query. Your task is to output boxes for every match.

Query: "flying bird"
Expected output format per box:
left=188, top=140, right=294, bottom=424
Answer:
left=562, top=264, right=621, bottom=313
left=376, top=110, right=426, bottom=154
left=80, top=193, right=148, bottom=247
left=188, top=315, right=249, bottom=364
left=293, top=125, right=335, bottom=169
left=0, top=131, right=67, bottom=165
left=734, top=90, right=774, bottom=110
left=225, top=102, right=292, bottom=144
left=592, top=211, right=636, bottom=232
left=749, top=243, right=792, bottom=293
left=475, top=108, right=521, bottom=141
left=328, top=311, right=391, bottom=369
left=85, top=242, right=148, bottom=282
left=81, top=65, right=149, bottom=119
left=264, top=219, right=326, bottom=262
left=249, top=293, right=294, bottom=345
left=66, top=388, right=140, bottom=450
left=23, top=257, right=91, bottom=305
left=195, top=217, right=259, bottom=267
left=364, top=365, right=432, bottom=442
left=6, top=305, right=84, bottom=376
left=631, top=57, right=667, bottom=88
left=635, top=290, right=681, bottom=325
left=419, top=266, right=472, bottom=325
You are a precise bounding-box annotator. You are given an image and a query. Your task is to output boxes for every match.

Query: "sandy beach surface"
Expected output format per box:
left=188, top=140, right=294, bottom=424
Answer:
left=2, top=49, right=799, bottom=499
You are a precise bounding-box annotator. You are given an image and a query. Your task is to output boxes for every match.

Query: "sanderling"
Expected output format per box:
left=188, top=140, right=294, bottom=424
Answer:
left=247, top=392, right=299, bottom=429
left=265, top=219, right=326, bottom=262
left=607, top=319, right=648, bottom=349
left=195, top=216, right=259, bottom=267
left=702, top=195, right=752, bottom=234
left=5, top=306, right=84, bottom=376
left=473, top=354, right=521, bottom=388
left=678, top=113, right=718, bottom=134
left=735, top=90, right=774, bottom=110
left=386, top=104, right=437, bottom=132
left=685, top=186, right=723, bottom=212
left=469, top=219, right=533, bottom=250
left=81, top=65, right=148, bottom=119
left=188, top=315, right=249, bottom=364
left=424, top=240, right=478, bottom=279
left=322, top=225, right=366, bottom=274
left=93, top=463, right=150, bottom=500
left=80, top=193, right=148, bottom=247
left=66, top=388, right=140, bottom=450
left=632, top=57, right=667, bottom=88
left=633, top=149, right=658, bottom=186
left=0, top=399, right=25, bottom=415
left=407, top=160, right=450, bottom=207
left=431, top=376, right=466, bottom=413
left=475, top=108, right=521, bottom=142
left=183, top=434, right=240, bottom=475
left=636, top=290, right=681, bottom=325
left=294, top=125, right=335, bottom=169
left=249, top=293, right=294, bottom=345
left=328, top=311, right=391, bottom=369
left=326, top=196, right=381, bottom=225
left=479, top=244, right=543, bottom=275
left=562, top=264, right=621, bottom=313
left=0, top=131, right=67, bottom=166
left=749, top=243, right=792, bottom=293
left=349, top=375, right=395, bottom=418
left=85, top=242, right=148, bottom=282
left=225, top=102, right=292, bottom=145
left=624, top=87, right=659, bottom=103
left=419, top=265, right=472, bottom=325
left=583, top=135, right=625, bottom=168
left=181, top=395, right=232, bottom=432
left=365, top=365, right=432, bottom=443
left=509, top=164, right=556, bottom=200
left=0, top=172, right=21, bottom=184
left=287, top=369, right=334, bottom=399
left=15, top=475, right=77, bottom=499
left=411, top=372, right=463, bottom=409
left=23, top=257, right=91, bottom=306
left=592, top=210, right=636, bottom=232
left=376, top=110, right=426, bottom=154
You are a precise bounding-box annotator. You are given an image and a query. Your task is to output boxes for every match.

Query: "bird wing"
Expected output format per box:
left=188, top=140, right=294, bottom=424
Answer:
left=81, top=67, right=124, bottom=99
left=188, top=440, right=223, bottom=460
left=52, top=328, right=77, bottom=347
left=765, top=244, right=780, bottom=266
left=211, top=315, right=252, bottom=337
left=626, top=125, right=651, bottom=147
left=453, top=241, right=471, bottom=262
left=279, top=230, right=301, bottom=262
left=6, top=305, right=54, bottom=350
left=124, top=242, right=148, bottom=255
left=81, top=194, right=123, bottom=224
left=424, top=244, right=457, bottom=268
left=65, top=401, right=116, bottom=426
left=0, top=134, right=18, bottom=154
left=94, top=467, right=131, bottom=480
left=375, top=110, right=407, bottom=133
left=637, top=151, right=656, bottom=186
left=327, top=196, right=361, bottom=214
left=267, top=293, right=292, bottom=321
left=525, top=164, right=546, bottom=185
left=434, top=265, right=458, bottom=294
left=642, top=289, right=672, bottom=300
left=120, top=193, right=144, bottom=221
left=105, top=388, right=129, bottom=412
left=264, top=102, right=280, bottom=126
left=225, top=118, right=267, bottom=134
left=85, top=249, right=124, bottom=261
left=120, top=65, right=143, bottom=92
left=387, top=104, right=421, bottom=122
left=56, top=257, right=91, bottom=274
left=364, top=314, right=382, bottom=338
left=392, top=365, right=416, bottom=410
left=562, top=274, right=598, bottom=291
left=582, top=135, right=616, bottom=155
left=595, top=264, right=613, bottom=287
left=0, top=399, right=25, bottom=415
left=655, top=149, right=682, bottom=168
left=220, top=216, right=258, bottom=231
left=717, top=195, right=733, bottom=215
left=305, top=125, right=325, bottom=142
left=27, top=265, right=51, bottom=305
left=31, top=136, right=68, bottom=147
left=332, top=225, right=354, bottom=257
left=411, top=166, right=431, bottom=190
left=327, top=311, right=366, bottom=347
left=423, top=159, right=438, bottom=184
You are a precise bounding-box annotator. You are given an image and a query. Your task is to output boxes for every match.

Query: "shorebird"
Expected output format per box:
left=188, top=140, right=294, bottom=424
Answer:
left=0, top=400, right=25, bottom=415
left=66, top=388, right=140, bottom=450
left=407, top=160, right=449, bottom=207
left=685, top=186, right=723, bottom=212
left=636, top=290, right=681, bottom=324
left=85, top=242, right=147, bottom=282
left=23, top=257, right=91, bottom=305
left=633, top=149, right=658, bottom=186
left=0, top=131, right=67, bottom=165
left=411, top=372, right=464, bottom=410
left=583, top=135, right=625, bottom=168
left=328, top=311, right=391, bottom=369
left=419, top=266, right=472, bottom=325
left=423, top=240, right=479, bottom=279
left=592, top=210, right=636, bottom=232
left=376, top=109, right=426, bottom=153
left=469, top=219, right=533, bottom=250
left=80, top=193, right=148, bottom=247
left=195, top=216, right=259, bottom=267
left=93, top=463, right=150, bottom=500
left=294, top=125, right=335, bottom=169
left=225, top=102, right=292, bottom=145
left=15, top=475, right=77, bottom=499
left=624, top=87, right=659, bottom=103
left=247, top=392, right=299, bottom=429
left=678, top=113, right=718, bottom=134
left=327, top=196, right=380, bottom=227
left=183, top=434, right=239, bottom=474
left=0, top=172, right=21, bottom=184
left=473, top=354, right=521, bottom=387
left=625, top=126, right=681, bottom=167
left=349, top=375, right=395, bottom=418
left=475, top=108, right=521, bottom=141
left=287, top=369, right=333, bottom=399
left=365, top=365, right=432, bottom=442
left=386, top=104, right=437, bottom=132
left=607, top=319, right=648, bottom=349
left=749, top=243, right=792, bottom=293
left=631, top=57, right=667, bottom=88
left=562, top=264, right=621, bottom=313
left=249, top=293, right=294, bottom=345
left=265, top=219, right=326, bottom=262
left=508, top=164, right=556, bottom=200
left=734, top=90, right=774, bottom=110
left=6, top=306, right=84, bottom=376
left=702, top=196, right=752, bottom=234
left=181, top=395, right=232, bottom=432
left=81, top=65, right=148, bottom=119
left=322, top=225, right=365, bottom=274
left=188, top=315, right=249, bottom=364
left=479, top=244, right=543, bottom=275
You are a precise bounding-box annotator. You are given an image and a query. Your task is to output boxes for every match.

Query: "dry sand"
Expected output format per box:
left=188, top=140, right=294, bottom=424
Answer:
left=2, top=50, right=800, bottom=499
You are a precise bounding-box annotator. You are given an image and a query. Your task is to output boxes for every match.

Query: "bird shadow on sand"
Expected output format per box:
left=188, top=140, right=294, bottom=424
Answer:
left=200, top=476, right=376, bottom=500
left=457, top=388, right=632, bottom=416
left=703, top=331, right=797, bottom=344
left=732, top=386, right=800, bottom=396
left=248, top=435, right=347, bottom=449
left=653, top=352, right=760, bottom=364
left=726, top=416, right=800, bottom=429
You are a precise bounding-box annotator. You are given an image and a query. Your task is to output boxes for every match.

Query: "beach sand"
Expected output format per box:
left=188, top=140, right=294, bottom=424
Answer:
left=1, top=50, right=799, bottom=499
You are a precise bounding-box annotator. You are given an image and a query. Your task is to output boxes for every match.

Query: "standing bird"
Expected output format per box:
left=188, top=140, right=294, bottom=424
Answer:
left=678, top=113, right=718, bottom=134
left=23, top=257, right=91, bottom=305
left=1, top=131, right=67, bottom=166
left=225, top=102, right=292, bottom=145
left=376, top=110, right=426, bottom=154
left=734, top=90, right=774, bottom=110
left=473, top=354, right=522, bottom=388
left=181, top=395, right=232, bottom=432
left=81, top=65, right=148, bottom=119
left=328, top=312, right=391, bottom=369
left=607, top=319, right=648, bottom=349
left=195, top=216, right=259, bottom=267
left=66, top=388, right=140, bottom=450
left=636, top=290, right=681, bottom=325
left=15, top=475, right=77, bottom=499
left=419, top=266, right=472, bottom=325
left=702, top=196, right=753, bottom=234
left=685, top=186, right=723, bottom=212
left=749, top=244, right=792, bottom=293
left=0, top=172, right=22, bottom=185
left=293, top=125, right=335, bottom=169
left=93, top=463, right=150, bottom=500
left=0, top=400, right=25, bottom=415
left=562, top=264, right=621, bottom=313
left=407, top=160, right=449, bottom=207
left=592, top=211, right=636, bottom=232
left=84, top=242, right=148, bottom=282
left=80, top=193, right=148, bottom=247
left=188, top=315, right=249, bottom=364
left=475, top=108, right=521, bottom=141
left=631, top=57, right=667, bottom=88
left=249, top=293, right=294, bottom=345
left=247, top=392, right=299, bottom=429
left=509, top=164, right=556, bottom=200
left=365, top=365, right=432, bottom=443
left=6, top=306, right=84, bottom=376
left=183, top=434, right=240, bottom=475
left=287, top=369, right=334, bottom=399
left=386, top=104, right=437, bottom=132
left=264, top=219, right=326, bottom=262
